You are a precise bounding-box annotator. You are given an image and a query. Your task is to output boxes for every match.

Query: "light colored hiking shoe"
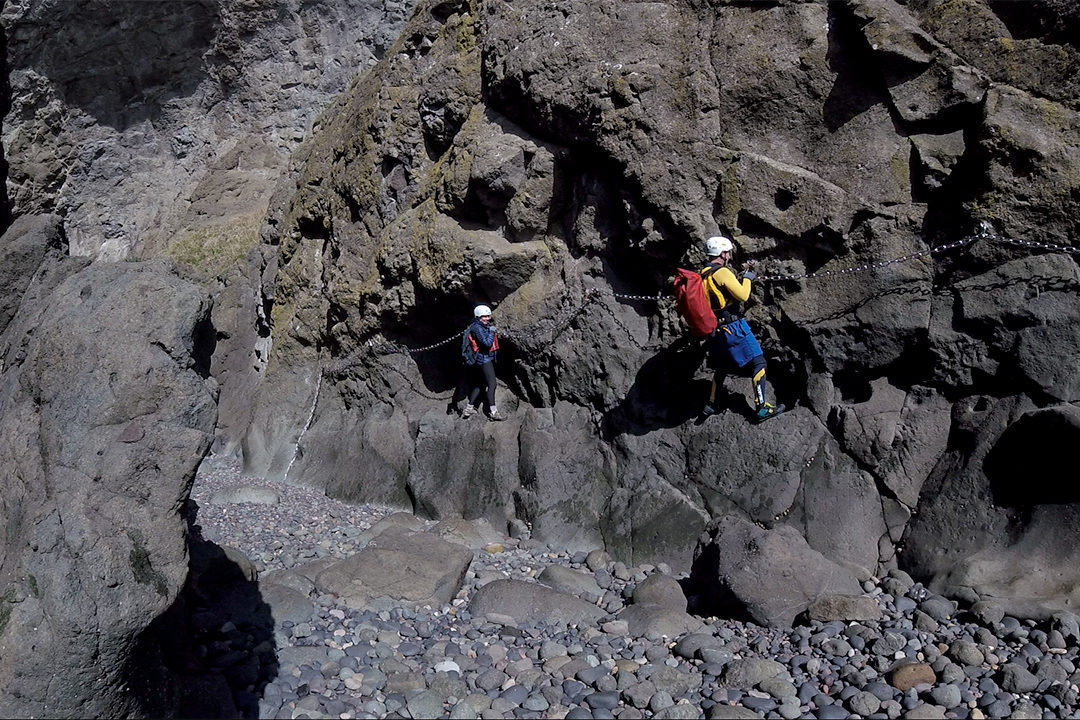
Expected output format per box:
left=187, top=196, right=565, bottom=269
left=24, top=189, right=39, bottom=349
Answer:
left=461, top=405, right=477, bottom=419
left=487, top=410, right=506, bottom=422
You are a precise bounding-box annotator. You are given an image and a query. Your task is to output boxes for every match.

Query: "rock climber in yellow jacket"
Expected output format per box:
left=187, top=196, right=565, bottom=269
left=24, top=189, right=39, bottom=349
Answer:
left=700, top=235, right=785, bottom=423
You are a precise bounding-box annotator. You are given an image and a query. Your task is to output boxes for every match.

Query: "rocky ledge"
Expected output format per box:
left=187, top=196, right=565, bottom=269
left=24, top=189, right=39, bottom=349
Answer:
left=187, top=456, right=1080, bottom=720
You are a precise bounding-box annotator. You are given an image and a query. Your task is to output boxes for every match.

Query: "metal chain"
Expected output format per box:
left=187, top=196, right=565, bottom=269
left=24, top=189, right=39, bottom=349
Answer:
left=757, top=234, right=981, bottom=282
left=611, top=290, right=666, bottom=302
left=320, top=230, right=1072, bottom=370
left=990, top=235, right=1080, bottom=255
left=402, top=331, right=462, bottom=354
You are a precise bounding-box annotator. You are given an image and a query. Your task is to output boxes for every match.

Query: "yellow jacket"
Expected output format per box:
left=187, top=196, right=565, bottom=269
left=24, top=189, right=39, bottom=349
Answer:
left=699, top=264, right=751, bottom=311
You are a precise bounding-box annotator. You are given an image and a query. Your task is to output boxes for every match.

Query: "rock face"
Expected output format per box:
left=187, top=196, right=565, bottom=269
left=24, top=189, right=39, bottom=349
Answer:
left=0, top=218, right=218, bottom=717
left=3, top=0, right=1080, bottom=628
left=1, top=0, right=418, bottom=457
left=1, top=0, right=415, bottom=260
left=231, top=0, right=1080, bottom=615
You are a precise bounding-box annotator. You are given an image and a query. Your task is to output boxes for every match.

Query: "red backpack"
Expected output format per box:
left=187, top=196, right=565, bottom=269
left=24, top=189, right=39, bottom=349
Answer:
left=673, top=267, right=719, bottom=337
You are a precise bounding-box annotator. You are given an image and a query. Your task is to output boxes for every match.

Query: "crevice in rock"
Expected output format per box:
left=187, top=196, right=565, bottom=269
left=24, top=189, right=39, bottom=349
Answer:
left=296, top=216, right=330, bottom=245
left=682, top=541, right=755, bottom=623
left=986, top=0, right=1072, bottom=45
left=832, top=370, right=873, bottom=404
left=429, top=0, right=469, bottom=25
left=191, top=314, right=216, bottom=381
left=822, top=3, right=894, bottom=134
left=0, top=23, right=11, bottom=232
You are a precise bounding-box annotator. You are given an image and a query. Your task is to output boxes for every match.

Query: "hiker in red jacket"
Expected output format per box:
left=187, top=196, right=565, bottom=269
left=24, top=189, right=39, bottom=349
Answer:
left=699, top=235, right=785, bottom=423
left=459, top=304, right=505, bottom=421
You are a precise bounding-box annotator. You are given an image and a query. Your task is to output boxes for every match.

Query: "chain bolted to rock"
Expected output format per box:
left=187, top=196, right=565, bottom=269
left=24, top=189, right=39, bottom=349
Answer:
left=321, top=230, right=1075, bottom=372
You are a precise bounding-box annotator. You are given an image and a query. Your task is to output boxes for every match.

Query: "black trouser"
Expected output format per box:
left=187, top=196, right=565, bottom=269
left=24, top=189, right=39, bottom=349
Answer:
left=466, top=361, right=497, bottom=409
left=708, top=349, right=769, bottom=409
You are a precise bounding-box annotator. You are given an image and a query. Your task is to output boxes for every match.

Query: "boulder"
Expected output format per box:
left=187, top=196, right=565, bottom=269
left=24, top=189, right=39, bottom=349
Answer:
left=807, top=594, right=883, bottom=623
left=0, top=258, right=217, bottom=718
left=688, top=409, right=886, bottom=574
left=469, top=579, right=606, bottom=628
left=689, top=514, right=863, bottom=627
left=612, top=569, right=701, bottom=639
left=717, top=657, right=793, bottom=689
left=538, top=565, right=604, bottom=603
left=905, top=402, right=1080, bottom=618
left=430, top=516, right=505, bottom=551
left=632, top=573, right=689, bottom=611
left=616, top=603, right=703, bottom=640
left=259, top=583, right=316, bottom=628
left=515, top=403, right=617, bottom=553
left=313, top=528, right=472, bottom=611
left=406, top=407, right=522, bottom=525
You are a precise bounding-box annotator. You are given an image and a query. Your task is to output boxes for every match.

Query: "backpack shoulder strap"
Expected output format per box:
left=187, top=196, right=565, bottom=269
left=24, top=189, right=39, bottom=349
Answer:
left=699, top=265, right=726, bottom=309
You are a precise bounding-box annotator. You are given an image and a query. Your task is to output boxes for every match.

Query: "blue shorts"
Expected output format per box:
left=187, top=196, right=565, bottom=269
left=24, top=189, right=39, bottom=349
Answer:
left=709, top=318, right=763, bottom=368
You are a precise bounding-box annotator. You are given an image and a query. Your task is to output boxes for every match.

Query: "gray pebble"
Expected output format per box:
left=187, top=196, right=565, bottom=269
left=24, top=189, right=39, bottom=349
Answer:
left=816, top=705, right=850, bottom=720
left=948, top=640, right=984, bottom=666
left=1001, top=663, right=1040, bottom=693
left=523, top=695, right=549, bottom=712
left=653, top=702, right=703, bottom=719
left=500, top=684, right=530, bottom=705
left=650, top=690, right=675, bottom=712
left=929, top=684, right=961, bottom=709
left=919, top=595, right=955, bottom=622
left=586, top=691, right=621, bottom=710
left=740, top=695, right=777, bottom=713
left=894, top=597, right=917, bottom=614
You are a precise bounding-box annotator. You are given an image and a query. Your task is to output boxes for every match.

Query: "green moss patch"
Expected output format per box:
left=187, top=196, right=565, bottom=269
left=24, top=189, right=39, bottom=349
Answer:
left=166, top=210, right=263, bottom=280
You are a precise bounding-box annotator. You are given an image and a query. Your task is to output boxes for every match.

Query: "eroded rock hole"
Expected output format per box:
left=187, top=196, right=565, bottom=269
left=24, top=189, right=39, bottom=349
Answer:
left=774, top=188, right=796, bottom=211
left=986, top=406, right=1080, bottom=506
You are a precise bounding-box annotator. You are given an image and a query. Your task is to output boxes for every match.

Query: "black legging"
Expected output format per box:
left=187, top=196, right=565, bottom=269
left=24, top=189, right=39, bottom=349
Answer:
left=466, top=361, right=497, bottom=409
left=709, top=352, right=769, bottom=408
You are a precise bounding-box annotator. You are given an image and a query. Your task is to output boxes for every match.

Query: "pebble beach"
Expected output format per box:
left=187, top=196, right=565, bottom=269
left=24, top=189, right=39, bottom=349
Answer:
left=189, top=455, right=1080, bottom=720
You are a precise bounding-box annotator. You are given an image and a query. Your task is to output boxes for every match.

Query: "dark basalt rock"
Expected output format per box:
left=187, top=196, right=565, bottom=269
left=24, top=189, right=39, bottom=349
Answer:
left=3, top=0, right=1080, bottom=654
left=0, top=243, right=217, bottom=717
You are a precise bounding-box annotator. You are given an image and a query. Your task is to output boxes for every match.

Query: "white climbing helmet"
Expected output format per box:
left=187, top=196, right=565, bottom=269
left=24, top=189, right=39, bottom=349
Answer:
left=473, top=304, right=492, bottom=318
left=705, top=235, right=734, bottom=257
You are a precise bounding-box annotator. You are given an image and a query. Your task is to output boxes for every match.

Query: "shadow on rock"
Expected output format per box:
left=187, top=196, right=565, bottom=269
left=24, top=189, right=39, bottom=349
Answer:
left=123, top=499, right=278, bottom=719
left=602, top=336, right=711, bottom=439
left=986, top=405, right=1080, bottom=507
